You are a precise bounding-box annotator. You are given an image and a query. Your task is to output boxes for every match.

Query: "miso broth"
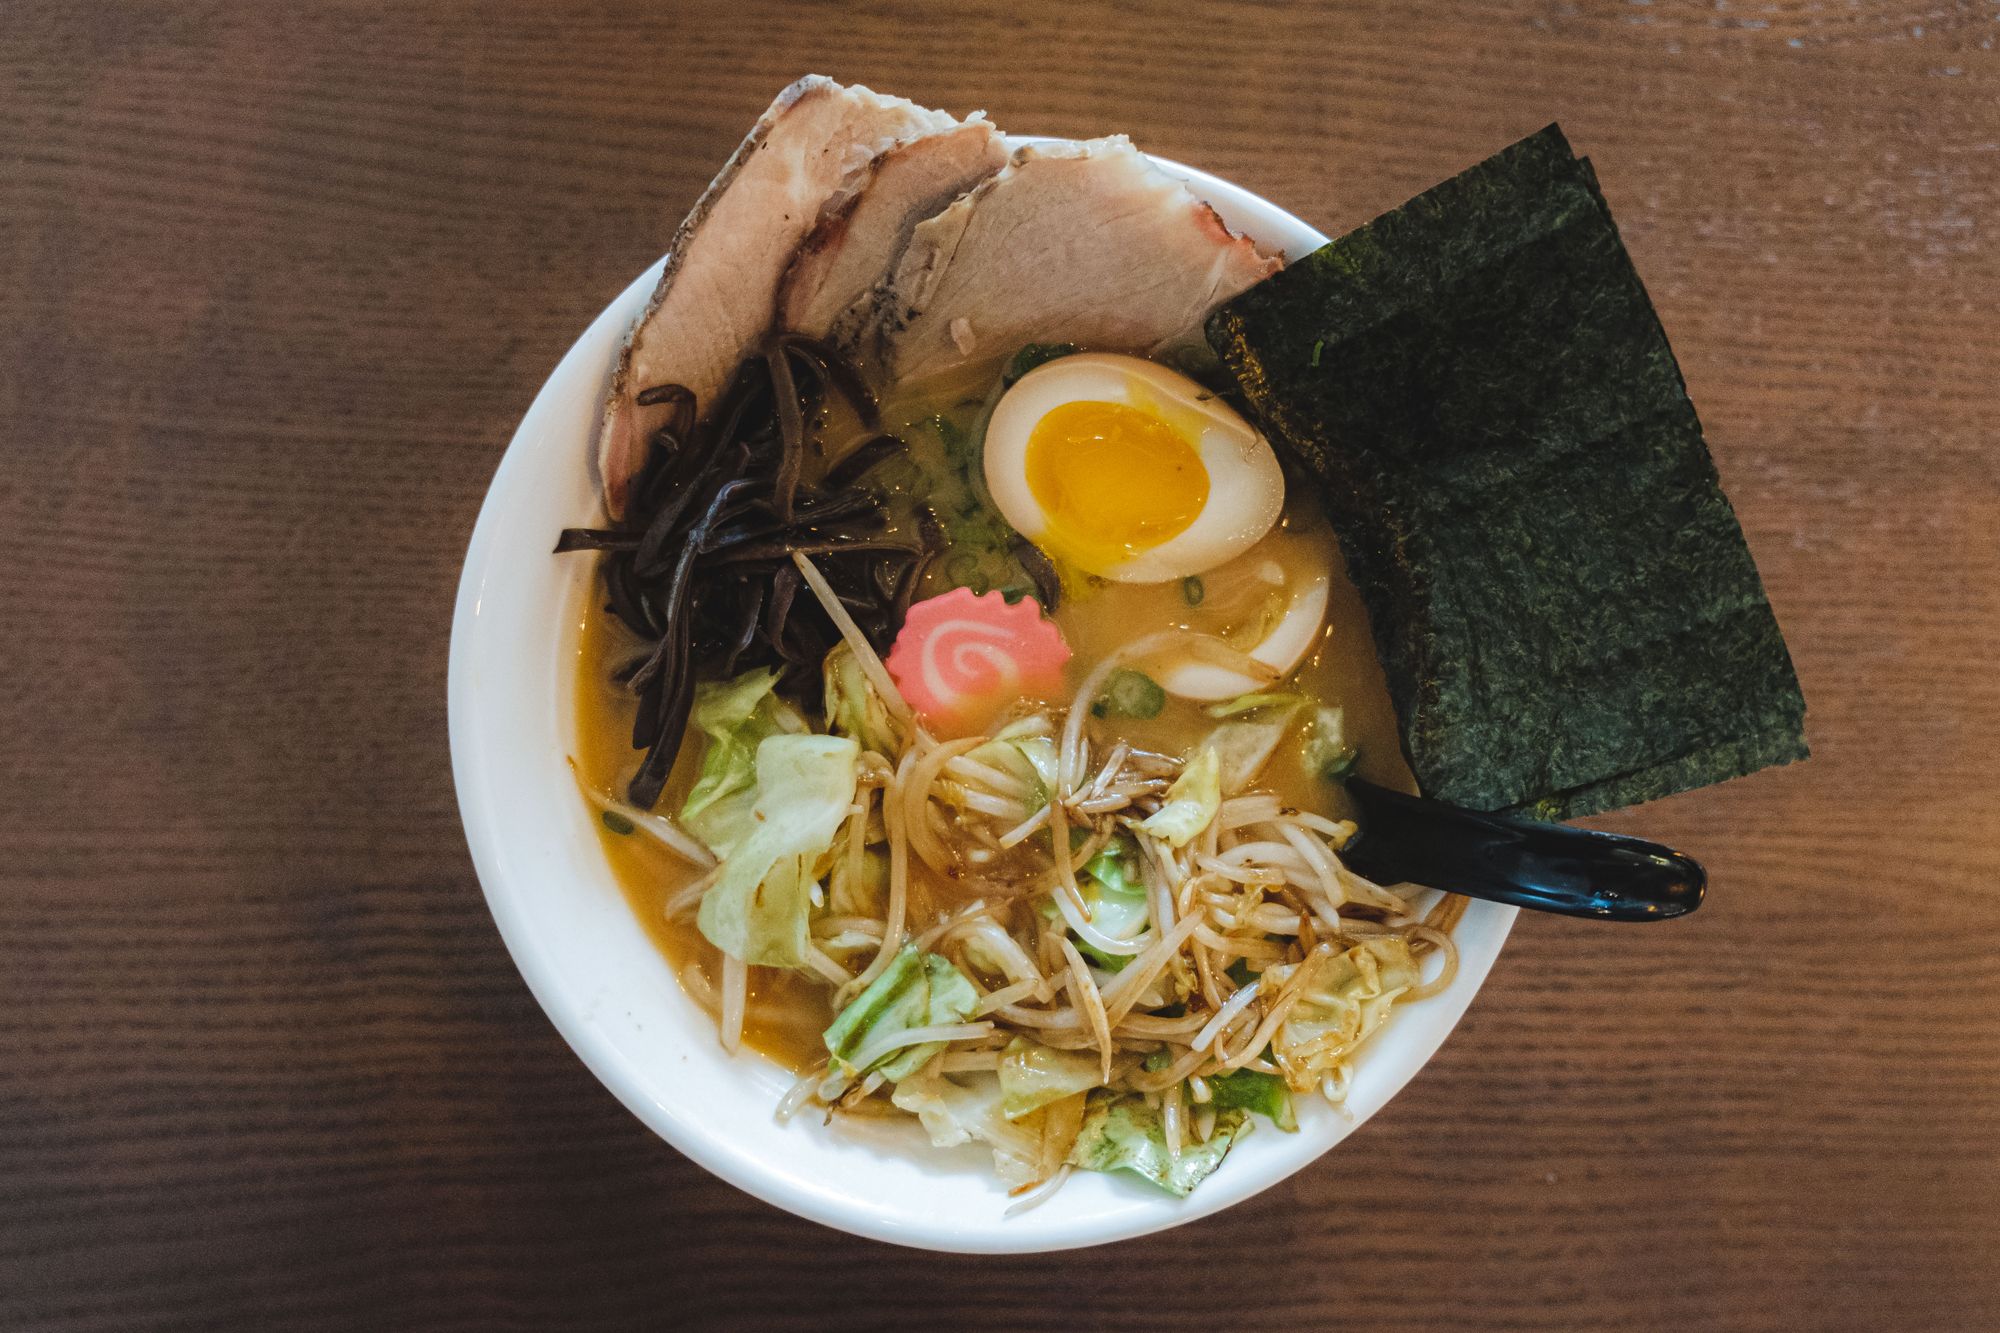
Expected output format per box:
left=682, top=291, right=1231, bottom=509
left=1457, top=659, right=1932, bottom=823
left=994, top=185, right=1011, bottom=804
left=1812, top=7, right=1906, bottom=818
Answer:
left=570, top=490, right=1410, bottom=1074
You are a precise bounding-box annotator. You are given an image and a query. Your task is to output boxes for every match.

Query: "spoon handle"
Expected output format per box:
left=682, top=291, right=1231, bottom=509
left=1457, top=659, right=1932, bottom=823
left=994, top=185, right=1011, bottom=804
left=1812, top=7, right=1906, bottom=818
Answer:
left=1339, top=780, right=1706, bottom=922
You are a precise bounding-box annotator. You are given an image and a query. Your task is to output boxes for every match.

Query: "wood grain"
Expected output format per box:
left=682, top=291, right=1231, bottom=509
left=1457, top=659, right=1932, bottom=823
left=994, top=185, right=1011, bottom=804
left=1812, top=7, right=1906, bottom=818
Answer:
left=3, top=1, right=1997, bottom=1328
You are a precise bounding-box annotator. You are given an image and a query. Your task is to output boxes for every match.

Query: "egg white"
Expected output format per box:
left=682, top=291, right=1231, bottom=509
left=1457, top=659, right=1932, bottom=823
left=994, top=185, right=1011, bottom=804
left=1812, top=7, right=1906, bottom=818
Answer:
left=982, top=352, right=1286, bottom=583
left=1157, top=563, right=1331, bottom=701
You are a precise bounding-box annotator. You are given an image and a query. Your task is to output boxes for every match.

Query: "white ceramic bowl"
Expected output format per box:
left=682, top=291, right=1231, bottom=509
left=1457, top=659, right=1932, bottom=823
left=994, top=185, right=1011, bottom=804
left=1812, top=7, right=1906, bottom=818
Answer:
left=449, top=145, right=1516, bottom=1253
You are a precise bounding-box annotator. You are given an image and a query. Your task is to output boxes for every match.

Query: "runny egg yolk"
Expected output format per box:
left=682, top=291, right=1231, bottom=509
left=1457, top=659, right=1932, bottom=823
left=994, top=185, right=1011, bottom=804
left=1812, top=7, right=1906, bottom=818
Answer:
left=1022, top=400, right=1210, bottom=575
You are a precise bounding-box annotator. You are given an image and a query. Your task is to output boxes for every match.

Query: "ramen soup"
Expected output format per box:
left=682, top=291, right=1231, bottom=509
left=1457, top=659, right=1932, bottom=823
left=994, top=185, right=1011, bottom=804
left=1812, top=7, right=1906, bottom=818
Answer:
left=555, top=78, right=1461, bottom=1207
left=575, top=360, right=1421, bottom=1054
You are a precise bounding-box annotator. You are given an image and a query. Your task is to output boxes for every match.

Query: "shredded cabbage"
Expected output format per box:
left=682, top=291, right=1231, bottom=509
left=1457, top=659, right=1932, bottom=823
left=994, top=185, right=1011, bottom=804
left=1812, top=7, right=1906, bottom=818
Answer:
left=1084, top=843, right=1149, bottom=932
left=823, top=642, right=902, bottom=756
left=998, top=1036, right=1103, bottom=1119
left=828, top=842, right=888, bottom=920
left=1074, top=842, right=1151, bottom=970
left=1202, top=696, right=1307, bottom=794
left=1302, top=705, right=1359, bottom=783
left=1035, top=840, right=1153, bottom=973
left=957, top=923, right=1026, bottom=987
left=680, top=667, right=807, bottom=857
left=1206, top=1068, right=1297, bottom=1131
left=695, top=733, right=857, bottom=968
left=890, top=1071, right=1044, bottom=1188
left=823, top=945, right=979, bottom=1082
left=1264, top=937, right=1420, bottom=1091
left=1137, top=745, right=1221, bottom=847
left=965, top=718, right=1058, bottom=809
left=1066, top=1089, right=1249, bottom=1197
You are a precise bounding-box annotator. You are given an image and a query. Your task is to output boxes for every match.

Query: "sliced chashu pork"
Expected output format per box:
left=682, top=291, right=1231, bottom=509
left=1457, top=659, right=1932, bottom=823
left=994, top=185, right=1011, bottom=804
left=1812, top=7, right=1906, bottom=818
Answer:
left=597, top=76, right=963, bottom=517
left=868, top=136, right=1282, bottom=386
left=776, top=118, right=1009, bottom=345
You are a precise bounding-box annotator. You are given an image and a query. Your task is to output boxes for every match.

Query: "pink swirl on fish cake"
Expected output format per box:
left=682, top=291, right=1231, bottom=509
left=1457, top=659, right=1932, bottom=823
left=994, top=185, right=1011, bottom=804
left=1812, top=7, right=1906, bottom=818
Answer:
left=885, top=588, right=1070, bottom=733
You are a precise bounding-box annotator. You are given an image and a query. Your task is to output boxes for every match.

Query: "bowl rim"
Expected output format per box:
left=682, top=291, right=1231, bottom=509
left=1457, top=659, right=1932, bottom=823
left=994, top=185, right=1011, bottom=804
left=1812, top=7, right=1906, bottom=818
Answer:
left=449, top=141, right=1517, bottom=1253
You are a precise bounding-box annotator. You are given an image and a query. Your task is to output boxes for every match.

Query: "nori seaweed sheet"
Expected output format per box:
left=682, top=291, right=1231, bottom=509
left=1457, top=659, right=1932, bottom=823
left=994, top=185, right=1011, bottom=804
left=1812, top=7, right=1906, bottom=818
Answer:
left=1206, top=125, right=1806, bottom=819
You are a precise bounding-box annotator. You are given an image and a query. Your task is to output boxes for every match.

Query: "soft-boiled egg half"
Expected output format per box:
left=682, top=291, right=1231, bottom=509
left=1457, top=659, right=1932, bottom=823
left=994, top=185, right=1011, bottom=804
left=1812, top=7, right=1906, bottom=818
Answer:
left=983, top=353, right=1285, bottom=584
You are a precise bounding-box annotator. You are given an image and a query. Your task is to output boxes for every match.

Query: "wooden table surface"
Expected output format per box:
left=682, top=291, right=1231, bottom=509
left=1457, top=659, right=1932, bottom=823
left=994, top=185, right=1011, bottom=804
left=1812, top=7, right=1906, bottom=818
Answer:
left=6, top=2, right=1997, bottom=1328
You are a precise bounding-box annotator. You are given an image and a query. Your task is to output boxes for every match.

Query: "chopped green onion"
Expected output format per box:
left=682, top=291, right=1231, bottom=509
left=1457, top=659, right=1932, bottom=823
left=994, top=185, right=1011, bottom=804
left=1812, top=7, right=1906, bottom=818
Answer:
left=1092, top=669, right=1166, bottom=720
left=1002, top=342, right=1080, bottom=385
left=1310, top=339, right=1324, bottom=368
left=1181, top=575, right=1205, bottom=606
left=866, top=453, right=932, bottom=501
left=943, top=552, right=981, bottom=588
left=1320, top=745, right=1361, bottom=782
left=931, top=412, right=972, bottom=460
left=1142, top=1049, right=1172, bottom=1073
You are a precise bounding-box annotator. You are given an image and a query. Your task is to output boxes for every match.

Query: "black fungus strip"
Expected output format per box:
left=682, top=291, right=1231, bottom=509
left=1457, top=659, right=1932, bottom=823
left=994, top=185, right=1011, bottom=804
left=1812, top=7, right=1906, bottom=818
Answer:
left=632, top=467, right=719, bottom=578
left=793, top=489, right=886, bottom=525
left=869, top=548, right=914, bottom=603
left=767, top=345, right=807, bottom=521
left=1010, top=538, right=1063, bottom=611
left=629, top=619, right=693, bottom=808
left=626, top=465, right=749, bottom=699
left=631, top=391, right=699, bottom=513
left=699, top=500, right=888, bottom=558
left=776, top=332, right=880, bottom=430
left=720, top=581, right=766, bottom=677
left=893, top=503, right=949, bottom=617
left=635, top=383, right=694, bottom=409
left=764, top=563, right=799, bottom=647
left=631, top=673, right=662, bottom=753
left=602, top=554, right=658, bottom=637
left=556, top=528, right=641, bottom=554
left=892, top=561, right=925, bottom=620
left=822, top=432, right=904, bottom=489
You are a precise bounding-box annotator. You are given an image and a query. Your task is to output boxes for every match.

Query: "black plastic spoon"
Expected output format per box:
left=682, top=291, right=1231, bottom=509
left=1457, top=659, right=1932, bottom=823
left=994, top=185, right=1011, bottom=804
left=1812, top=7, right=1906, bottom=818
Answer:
left=1339, top=780, right=1706, bottom=921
